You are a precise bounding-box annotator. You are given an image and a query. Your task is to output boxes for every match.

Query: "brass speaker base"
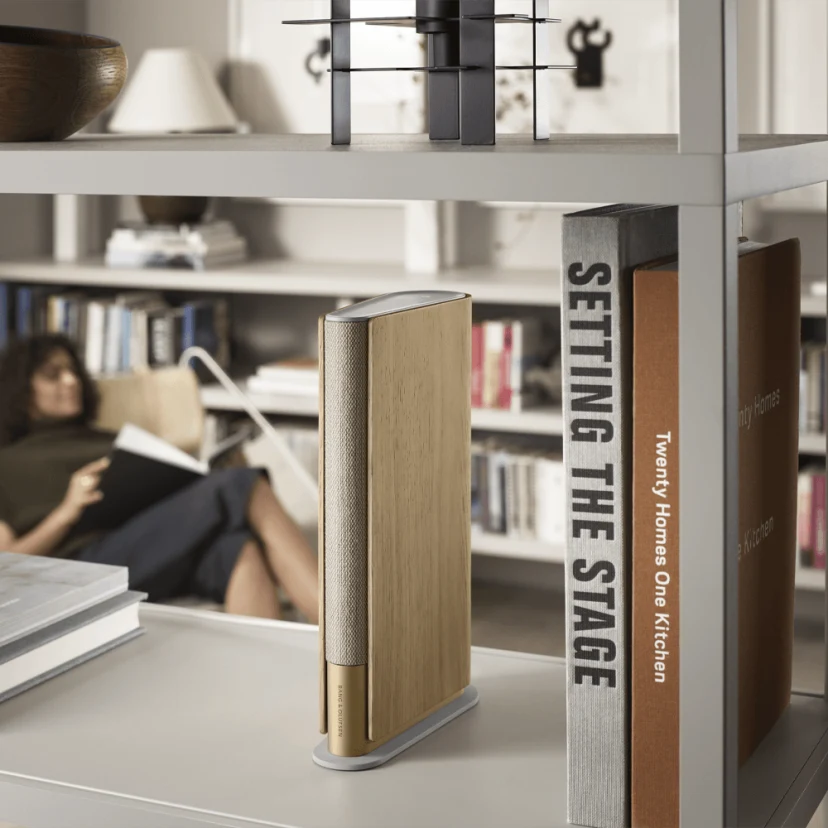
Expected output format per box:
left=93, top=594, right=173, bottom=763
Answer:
left=312, top=685, right=479, bottom=771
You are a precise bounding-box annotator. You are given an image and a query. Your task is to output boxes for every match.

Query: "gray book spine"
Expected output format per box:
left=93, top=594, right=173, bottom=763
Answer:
left=562, top=205, right=678, bottom=828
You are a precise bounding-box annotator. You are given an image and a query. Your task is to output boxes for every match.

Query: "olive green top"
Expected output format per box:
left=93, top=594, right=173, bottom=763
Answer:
left=0, top=420, right=115, bottom=557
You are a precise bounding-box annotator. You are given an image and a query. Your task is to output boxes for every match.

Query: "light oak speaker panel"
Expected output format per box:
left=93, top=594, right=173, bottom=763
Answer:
left=319, top=291, right=472, bottom=756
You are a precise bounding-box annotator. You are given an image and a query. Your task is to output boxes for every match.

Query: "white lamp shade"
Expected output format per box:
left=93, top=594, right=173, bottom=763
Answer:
left=108, top=48, right=238, bottom=134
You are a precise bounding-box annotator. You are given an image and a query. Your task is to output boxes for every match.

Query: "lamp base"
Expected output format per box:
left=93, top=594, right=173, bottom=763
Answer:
left=139, top=195, right=210, bottom=225
left=312, top=684, right=479, bottom=771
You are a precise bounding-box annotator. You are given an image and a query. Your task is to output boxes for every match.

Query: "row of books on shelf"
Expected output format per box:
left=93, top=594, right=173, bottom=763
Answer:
left=471, top=443, right=564, bottom=545
left=560, top=204, right=802, bottom=828
left=105, top=220, right=248, bottom=271
left=801, top=343, right=827, bottom=435
left=471, top=319, right=551, bottom=413
left=0, top=283, right=229, bottom=374
left=798, top=469, right=826, bottom=570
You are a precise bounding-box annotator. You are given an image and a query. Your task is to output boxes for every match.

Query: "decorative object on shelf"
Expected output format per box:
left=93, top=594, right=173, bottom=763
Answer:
left=108, top=48, right=240, bottom=225
left=139, top=196, right=210, bottom=226
left=0, top=25, right=126, bottom=142
left=181, top=347, right=319, bottom=504
left=284, top=0, right=574, bottom=145
left=567, top=19, right=612, bottom=88
left=305, top=37, right=332, bottom=83
left=105, top=219, right=248, bottom=271
left=316, top=291, right=478, bottom=769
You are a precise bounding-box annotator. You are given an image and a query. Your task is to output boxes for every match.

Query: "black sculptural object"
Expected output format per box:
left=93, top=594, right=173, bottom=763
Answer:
left=284, top=0, right=572, bottom=146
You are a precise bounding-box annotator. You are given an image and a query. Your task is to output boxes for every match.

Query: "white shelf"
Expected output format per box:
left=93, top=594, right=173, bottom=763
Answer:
left=200, top=383, right=563, bottom=437
left=0, top=605, right=567, bottom=828
left=0, top=604, right=824, bottom=828
left=471, top=532, right=564, bottom=563
left=1, top=257, right=824, bottom=320
left=799, top=433, right=827, bottom=456
left=795, top=567, right=825, bottom=592
left=1, top=133, right=827, bottom=204
left=0, top=258, right=559, bottom=307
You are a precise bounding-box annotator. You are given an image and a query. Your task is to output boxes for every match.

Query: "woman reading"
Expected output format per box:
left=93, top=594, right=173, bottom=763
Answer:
left=0, top=334, right=318, bottom=623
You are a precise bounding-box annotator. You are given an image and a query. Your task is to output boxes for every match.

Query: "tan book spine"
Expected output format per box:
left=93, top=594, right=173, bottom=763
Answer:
left=631, top=269, right=680, bottom=828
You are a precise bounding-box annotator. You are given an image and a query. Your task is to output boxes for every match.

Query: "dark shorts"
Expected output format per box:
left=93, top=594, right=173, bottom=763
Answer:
left=75, top=467, right=265, bottom=603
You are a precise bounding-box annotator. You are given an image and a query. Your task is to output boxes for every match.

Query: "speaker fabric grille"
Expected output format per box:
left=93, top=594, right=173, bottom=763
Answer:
left=324, top=320, right=369, bottom=666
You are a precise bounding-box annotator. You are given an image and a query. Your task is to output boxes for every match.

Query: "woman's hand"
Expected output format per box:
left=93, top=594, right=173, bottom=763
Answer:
left=57, top=457, right=110, bottom=525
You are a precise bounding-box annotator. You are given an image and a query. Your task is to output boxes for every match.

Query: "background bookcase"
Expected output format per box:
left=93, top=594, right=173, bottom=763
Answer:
left=0, top=0, right=827, bottom=826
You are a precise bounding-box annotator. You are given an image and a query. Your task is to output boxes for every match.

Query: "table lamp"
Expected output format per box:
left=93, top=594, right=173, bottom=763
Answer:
left=108, top=48, right=240, bottom=226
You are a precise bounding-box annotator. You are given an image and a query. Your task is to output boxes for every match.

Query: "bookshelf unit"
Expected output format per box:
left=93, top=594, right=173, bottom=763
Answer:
left=2, top=3, right=828, bottom=827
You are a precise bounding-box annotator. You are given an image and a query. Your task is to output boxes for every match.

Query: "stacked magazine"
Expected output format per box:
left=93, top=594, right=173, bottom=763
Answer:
left=0, top=552, right=145, bottom=704
left=105, top=220, right=248, bottom=270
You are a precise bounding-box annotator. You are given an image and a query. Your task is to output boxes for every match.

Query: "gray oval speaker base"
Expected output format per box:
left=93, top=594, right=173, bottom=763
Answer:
left=312, top=684, right=480, bottom=771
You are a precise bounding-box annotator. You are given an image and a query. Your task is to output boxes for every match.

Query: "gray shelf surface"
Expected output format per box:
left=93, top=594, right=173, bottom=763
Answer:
left=0, top=604, right=826, bottom=827
left=0, top=257, right=560, bottom=306
left=0, top=133, right=825, bottom=204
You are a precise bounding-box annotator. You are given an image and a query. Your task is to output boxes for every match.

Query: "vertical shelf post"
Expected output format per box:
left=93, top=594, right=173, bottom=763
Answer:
left=459, top=0, right=495, bottom=146
left=418, top=0, right=461, bottom=141
left=678, top=2, right=739, bottom=827
left=824, top=0, right=828, bottom=702
left=532, top=0, right=551, bottom=141
left=330, top=0, right=351, bottom=146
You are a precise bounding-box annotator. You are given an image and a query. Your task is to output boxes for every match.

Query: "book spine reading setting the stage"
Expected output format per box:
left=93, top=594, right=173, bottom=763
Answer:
left=562, top=204, right=678, bottom=828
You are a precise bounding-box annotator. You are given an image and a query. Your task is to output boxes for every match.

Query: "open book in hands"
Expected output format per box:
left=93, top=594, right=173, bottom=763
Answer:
left=71, top=424, right=249, bottom=536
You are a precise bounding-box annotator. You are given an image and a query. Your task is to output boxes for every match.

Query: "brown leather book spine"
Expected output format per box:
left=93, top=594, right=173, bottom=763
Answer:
left=736, top=240, right=800, bottom=762
left=631, top=268, right=679, bottom=828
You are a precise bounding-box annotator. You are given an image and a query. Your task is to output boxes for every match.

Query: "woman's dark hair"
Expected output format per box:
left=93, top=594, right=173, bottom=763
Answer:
left=0, top=334, right=99, bottom=446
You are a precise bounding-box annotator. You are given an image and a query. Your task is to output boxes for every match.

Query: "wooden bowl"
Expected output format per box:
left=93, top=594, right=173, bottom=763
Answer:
left=139, top=196, right=210, bottom=226
left=0, top=25, right=127, bottom=141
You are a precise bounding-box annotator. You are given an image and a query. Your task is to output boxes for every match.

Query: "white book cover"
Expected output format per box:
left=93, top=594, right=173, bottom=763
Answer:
left=84, top=301, right=107, bottom=376
left=516, top=456, right=531, bottom=539
left=246, top=375, right=320, bottom=398
left=535, top=457, right=566, bottom=546
left=115, top=423, right=207, bottom=475
left=0, top=552, right=127, bottom=649
left=103, top=304, right=122, bottom=375
left=483, top=322, right=504, bottom=409
left=256, top=362, right=319, bottom=385
left=487, top=450, right=507, bottom=534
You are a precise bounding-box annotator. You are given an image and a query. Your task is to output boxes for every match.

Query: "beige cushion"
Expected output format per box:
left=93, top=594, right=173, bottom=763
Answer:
left=95, top=367, right=204, bottom=456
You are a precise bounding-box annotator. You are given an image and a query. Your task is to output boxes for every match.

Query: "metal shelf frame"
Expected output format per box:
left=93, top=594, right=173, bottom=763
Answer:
left=678, top=3, right=827, bottom=826
left=0, top=1, right=827, bottom=826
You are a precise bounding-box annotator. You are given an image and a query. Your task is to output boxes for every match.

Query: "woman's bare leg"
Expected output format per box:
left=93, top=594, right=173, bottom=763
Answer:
left=247, top=478, right=318, bottom=623
left=224, top=539, right=281, bottom=620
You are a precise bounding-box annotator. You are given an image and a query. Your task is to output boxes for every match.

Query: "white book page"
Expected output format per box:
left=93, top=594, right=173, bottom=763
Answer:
left=115, top=424, right=207, bottom=475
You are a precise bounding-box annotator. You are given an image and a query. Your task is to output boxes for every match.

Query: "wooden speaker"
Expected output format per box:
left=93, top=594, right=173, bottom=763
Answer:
left=316, top=290, right=476, bottom=767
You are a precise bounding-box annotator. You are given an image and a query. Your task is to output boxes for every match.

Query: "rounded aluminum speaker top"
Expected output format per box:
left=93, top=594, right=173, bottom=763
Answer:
left=326, top=290, right=468, bottom=323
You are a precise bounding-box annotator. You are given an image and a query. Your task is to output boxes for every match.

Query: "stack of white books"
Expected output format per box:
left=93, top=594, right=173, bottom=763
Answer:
left=246, top=358, right=319, bottom=397
left=105, top=220, right=248, bottom=270
left=0, top=552, right=144, bottom=704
